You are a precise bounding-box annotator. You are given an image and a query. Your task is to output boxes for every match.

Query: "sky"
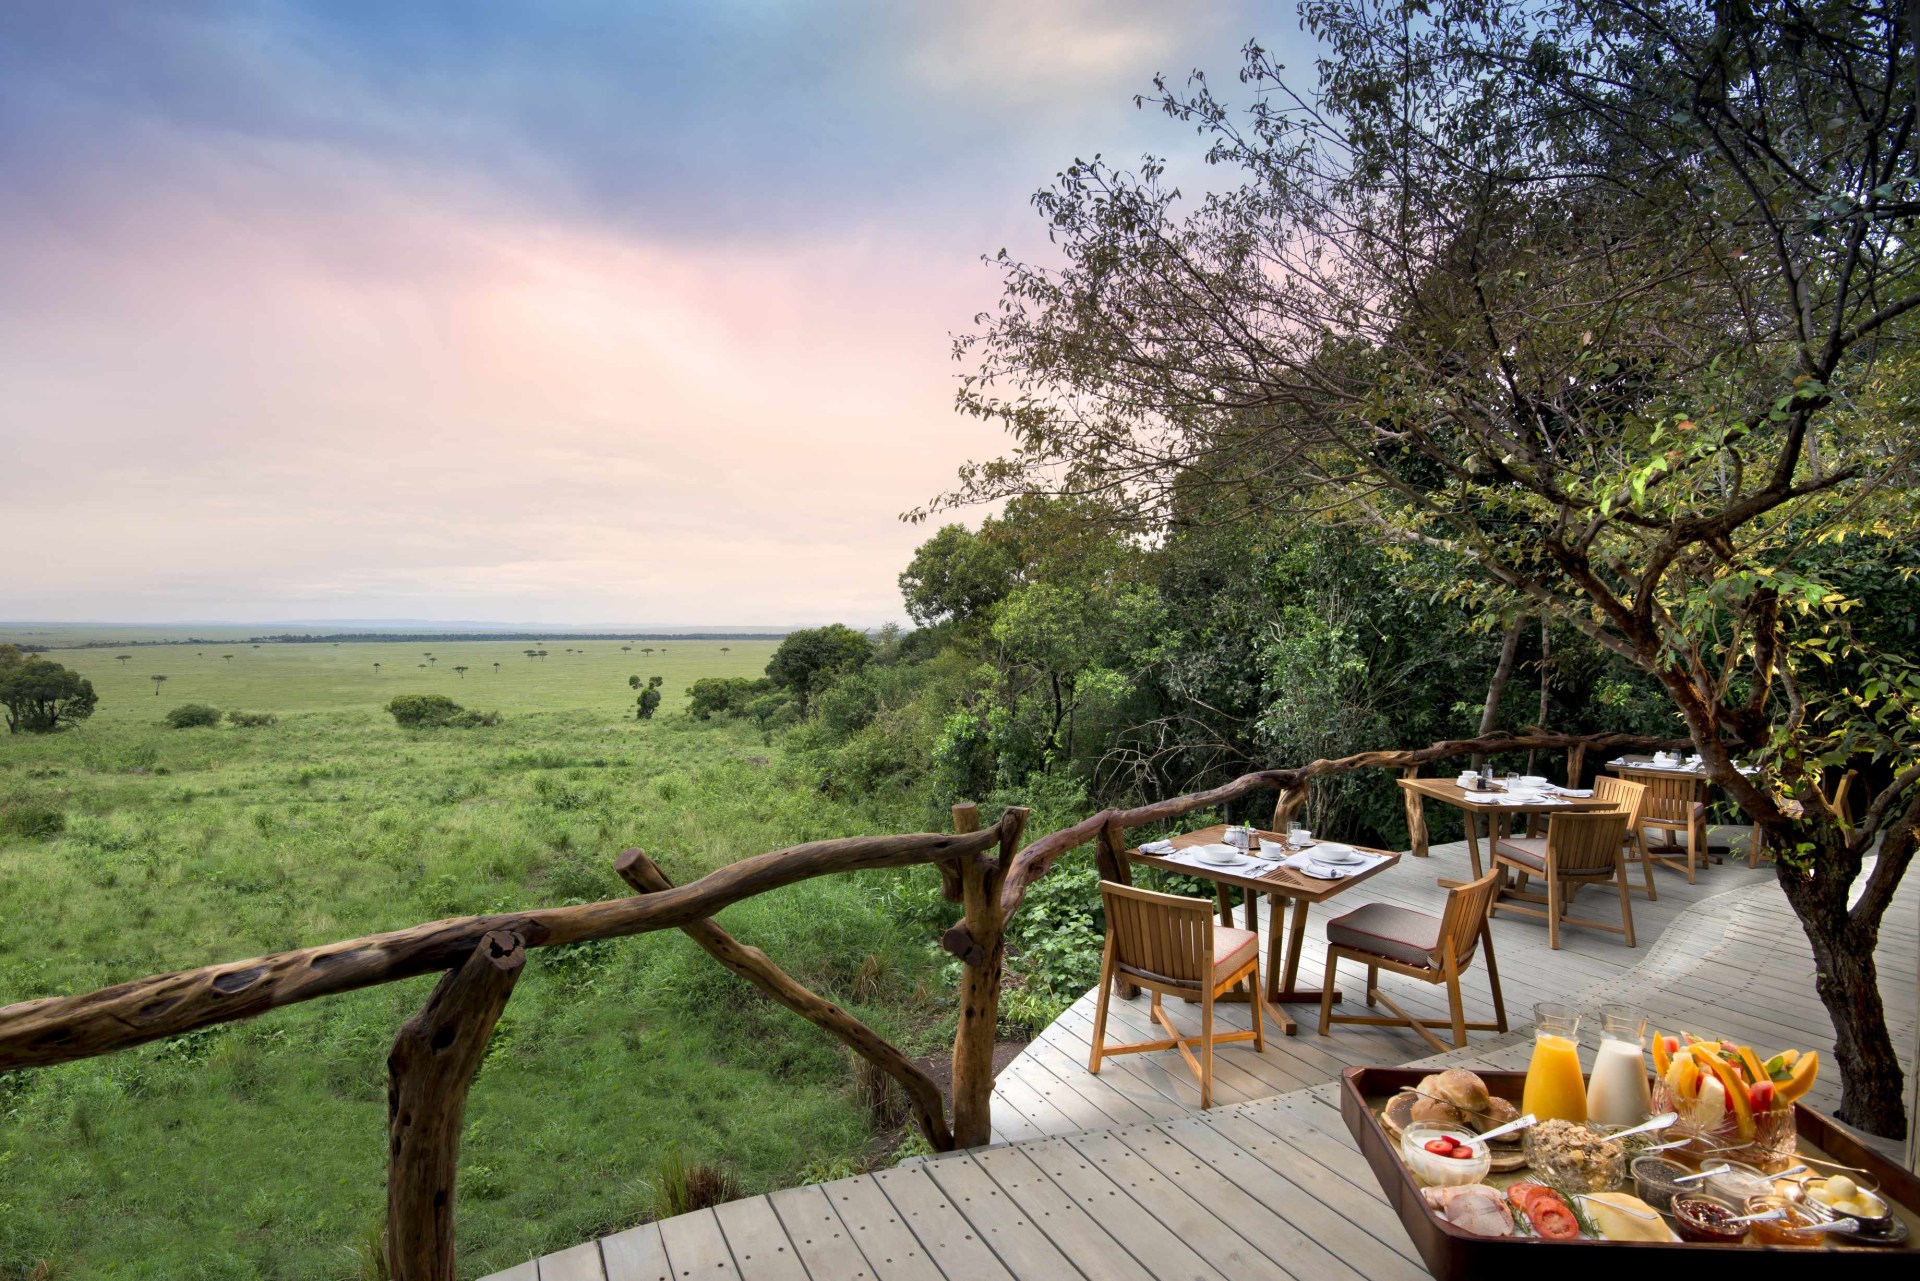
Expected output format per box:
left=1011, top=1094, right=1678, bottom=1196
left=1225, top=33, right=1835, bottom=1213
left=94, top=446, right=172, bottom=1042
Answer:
left=0, top=1, right=1300, bottom=627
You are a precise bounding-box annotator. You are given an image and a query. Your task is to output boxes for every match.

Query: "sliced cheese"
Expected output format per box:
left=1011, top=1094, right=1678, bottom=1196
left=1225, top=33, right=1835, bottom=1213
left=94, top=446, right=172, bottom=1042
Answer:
left=1583, top=1193, right=1679, bottom=1242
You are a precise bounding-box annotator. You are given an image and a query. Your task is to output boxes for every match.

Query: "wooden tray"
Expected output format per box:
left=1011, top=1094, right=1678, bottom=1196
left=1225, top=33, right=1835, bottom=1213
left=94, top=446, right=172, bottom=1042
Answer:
left=1341, top=1066, right=1920, bottom=1277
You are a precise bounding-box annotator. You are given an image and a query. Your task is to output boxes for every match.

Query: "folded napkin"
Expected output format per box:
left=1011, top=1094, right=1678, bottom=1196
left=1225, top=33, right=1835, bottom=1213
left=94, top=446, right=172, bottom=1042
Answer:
left=1550, top=787, right=1595, bottom=798
left=1281, top=848, right=1391, bottom=880
left=1457, top=792, right=1569, bottom=806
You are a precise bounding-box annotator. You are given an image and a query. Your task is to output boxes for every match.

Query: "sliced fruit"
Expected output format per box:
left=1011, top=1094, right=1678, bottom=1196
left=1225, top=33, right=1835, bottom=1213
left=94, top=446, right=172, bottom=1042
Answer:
left=1426, top=1138, right=1457, bottom=1155
left=1652, top=1034, right=1672, bottom=1078
left=1675, top=1056, right=1700, bottom=1101
left=1703, top=1055, right=1755, bottom=1139
left=1691, top=1074, right=1726, bottom=1130
left=1776, top=1051, right=1819, bottom=1104
left=1749, top=1080, right=1776, bottom=1112
left=1737, top=1046, right=1767, bottom=1084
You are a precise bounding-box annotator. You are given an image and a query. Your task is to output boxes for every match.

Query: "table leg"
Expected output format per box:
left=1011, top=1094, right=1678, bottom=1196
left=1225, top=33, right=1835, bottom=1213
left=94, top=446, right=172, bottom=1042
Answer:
left=1259, top=892, right=1300, bottom=1036
left=1265, top=896, right=1338, bottom=1032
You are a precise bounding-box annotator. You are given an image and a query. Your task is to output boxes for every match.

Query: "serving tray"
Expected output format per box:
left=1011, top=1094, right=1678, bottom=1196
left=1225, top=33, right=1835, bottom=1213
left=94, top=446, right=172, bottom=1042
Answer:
left=1340, top=1066, right=1920, bottom=1277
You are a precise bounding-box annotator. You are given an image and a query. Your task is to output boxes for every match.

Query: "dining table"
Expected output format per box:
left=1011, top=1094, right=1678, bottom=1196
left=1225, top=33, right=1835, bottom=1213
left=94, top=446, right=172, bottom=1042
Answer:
left=1123, top=823, right=1399, bottom=1036
left=1395, top=775, right=1617, bottom=883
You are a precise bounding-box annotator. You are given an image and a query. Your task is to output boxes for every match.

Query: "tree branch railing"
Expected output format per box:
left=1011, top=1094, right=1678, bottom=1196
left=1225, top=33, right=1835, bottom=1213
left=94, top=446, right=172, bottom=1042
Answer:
left=0, top=727, right=1694, bottom=1278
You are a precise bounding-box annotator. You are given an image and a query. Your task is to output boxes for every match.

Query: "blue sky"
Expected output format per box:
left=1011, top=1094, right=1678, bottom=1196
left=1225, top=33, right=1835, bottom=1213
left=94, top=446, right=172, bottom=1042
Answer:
left=1, top=1, right=1301, bottom=624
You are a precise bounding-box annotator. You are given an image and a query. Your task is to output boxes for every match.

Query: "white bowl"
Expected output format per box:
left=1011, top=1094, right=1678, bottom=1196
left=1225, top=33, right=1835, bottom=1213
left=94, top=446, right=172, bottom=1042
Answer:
left=1401, top=1124, right=1492, bottom=1187
left=1313, top=842, right=1362, bottom=865
left=1519, top=775, right=1549, bottom=787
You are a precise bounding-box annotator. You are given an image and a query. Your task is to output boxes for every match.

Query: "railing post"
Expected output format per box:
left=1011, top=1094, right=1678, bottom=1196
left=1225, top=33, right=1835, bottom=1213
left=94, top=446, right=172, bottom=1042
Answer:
left=386, top=929, right=524, bottom=1281
left=949, top=803, right=1027, bottom=1148
left=1401, top=766, right=1429, bottom=857
left=1271, top=782, right=1308, bottom=832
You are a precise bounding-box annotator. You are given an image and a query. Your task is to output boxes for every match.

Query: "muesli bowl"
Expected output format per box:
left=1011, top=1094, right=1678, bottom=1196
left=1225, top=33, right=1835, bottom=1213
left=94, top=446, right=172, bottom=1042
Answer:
left=1651, top=1077, right=1798, bottom=1172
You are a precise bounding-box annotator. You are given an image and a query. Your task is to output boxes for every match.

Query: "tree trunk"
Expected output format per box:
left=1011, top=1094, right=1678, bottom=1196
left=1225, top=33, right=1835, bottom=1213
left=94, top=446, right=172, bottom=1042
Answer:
left=1525, top=616, right=1550, bottom=776
left=948, top=805, right=1028, bottom=1147
left=1777, top=835, right=1909, bottom=1139
left=1470, top=619, right=1526, bottom=773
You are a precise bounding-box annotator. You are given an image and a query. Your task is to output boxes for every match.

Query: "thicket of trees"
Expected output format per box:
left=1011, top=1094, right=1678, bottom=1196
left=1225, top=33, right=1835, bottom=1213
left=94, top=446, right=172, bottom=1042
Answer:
left=0, top=646, right=98, bottom=734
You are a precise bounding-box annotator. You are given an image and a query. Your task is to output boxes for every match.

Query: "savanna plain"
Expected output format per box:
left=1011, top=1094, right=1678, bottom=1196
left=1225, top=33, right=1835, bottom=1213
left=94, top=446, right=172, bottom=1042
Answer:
left=0, top=634, right=954, bottom=1280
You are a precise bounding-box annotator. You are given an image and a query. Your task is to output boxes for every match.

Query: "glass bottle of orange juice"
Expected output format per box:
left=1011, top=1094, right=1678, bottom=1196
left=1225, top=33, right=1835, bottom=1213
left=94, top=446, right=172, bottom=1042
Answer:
left=1522, top=1002, right=1587, bottom=1123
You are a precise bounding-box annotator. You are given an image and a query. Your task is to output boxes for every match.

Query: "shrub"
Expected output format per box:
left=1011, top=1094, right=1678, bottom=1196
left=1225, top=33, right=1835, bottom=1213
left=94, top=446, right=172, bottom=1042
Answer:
left=385, top=695, right=498, bottom=728
left=164, top=703, right=222, bottom=729
left=644, top=1146, right=743, bottom=1219
left=228, top=710, right=278, bottom=727
left=0, top=802, right=65, bottom=840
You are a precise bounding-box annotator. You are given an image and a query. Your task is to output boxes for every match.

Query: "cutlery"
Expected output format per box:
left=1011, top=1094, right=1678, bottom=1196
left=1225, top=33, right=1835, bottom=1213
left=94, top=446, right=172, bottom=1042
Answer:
left=1673, top=1164, right=1729, bottom=1184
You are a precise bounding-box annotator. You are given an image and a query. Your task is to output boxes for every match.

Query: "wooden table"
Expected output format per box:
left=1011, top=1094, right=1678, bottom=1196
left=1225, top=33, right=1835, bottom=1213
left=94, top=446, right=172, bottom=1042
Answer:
left=1124, top=823, right=1400, bottom=1036
left=1396, top=776, right=1615, bottom=881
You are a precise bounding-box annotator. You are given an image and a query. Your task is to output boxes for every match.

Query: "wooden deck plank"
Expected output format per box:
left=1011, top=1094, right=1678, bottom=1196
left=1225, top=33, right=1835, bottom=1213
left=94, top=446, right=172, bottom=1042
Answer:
left=599, top=1222, right=670, bottom=1281
left=766, top=1184, right=879, bottom=1281
left=1058, top=1127, right=1298, bottom=1281
left=964, top=1144, right=1158, bottom=1281
left=919, top=1152, right=1101, bottom=1280
left=995, top=1137, right=1231, bottom=1281
left=713, top=1196, right=809, bottom=1281
left=538, top=1241, right=607, bottom=1281
left=821, top=1174, right=951, bottom=1281
left=869, top=1166, right=1017, bottom=1281
left=658, top=1207, right=741, bottom=1281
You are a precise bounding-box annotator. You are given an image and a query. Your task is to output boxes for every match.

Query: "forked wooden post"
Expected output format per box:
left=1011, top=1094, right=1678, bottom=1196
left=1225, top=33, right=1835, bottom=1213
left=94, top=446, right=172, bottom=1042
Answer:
left=614, top=849, right=956, bottom=1152
left=1401, top=766, right=1429, bottom=857
left=386, top=929, right=524, bottom=1281
left=1271, top=783, right=1308, bottom=832
left=947, top=802, right=1028, bottom=1147
left=1092, top=818, right=1139, bottom=999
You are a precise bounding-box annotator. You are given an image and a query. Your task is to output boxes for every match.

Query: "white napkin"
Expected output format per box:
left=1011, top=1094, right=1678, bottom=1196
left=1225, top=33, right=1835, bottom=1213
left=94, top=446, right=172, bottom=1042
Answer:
left=1140, top=838, right=1177, bottom=855
left=1550, top=787, right=1595, bottom=798
left=1155, top=842, right=1281, bottom=876
left=1281, top=848, right=1390, bottom=880
left=1457, top=792, right=1569, bottom=806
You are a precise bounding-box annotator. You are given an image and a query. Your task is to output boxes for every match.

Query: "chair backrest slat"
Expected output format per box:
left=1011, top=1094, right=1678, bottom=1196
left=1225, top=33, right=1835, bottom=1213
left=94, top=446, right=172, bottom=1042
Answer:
left=1546, top=809, right=1632, bottom=874
left=1101, top=880, right=1213, bottom=984
left=1592, top=776, right=1647, bottom=830
left=1639, top=774, right=1701, bottom=825
left=1435, top=870, right=1501, bottom=967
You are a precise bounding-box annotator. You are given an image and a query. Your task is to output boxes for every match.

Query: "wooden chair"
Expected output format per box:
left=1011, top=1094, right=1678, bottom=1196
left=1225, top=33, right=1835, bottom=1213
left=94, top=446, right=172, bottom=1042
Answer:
left=1316, top=871, right=1507, bottom=1054
left=1638, top=773, right=1709, bottom=883
left=1490, top=809, right=1636, bottom=949
left=1088, top=881, right=1266, bottom=1108
left=1591, top=776, right=1654, bottom=899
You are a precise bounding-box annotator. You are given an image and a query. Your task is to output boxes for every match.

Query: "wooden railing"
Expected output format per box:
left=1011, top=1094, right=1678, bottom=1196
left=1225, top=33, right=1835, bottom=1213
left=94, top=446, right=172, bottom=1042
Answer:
left=0, top=727, right=1689, bottom=1278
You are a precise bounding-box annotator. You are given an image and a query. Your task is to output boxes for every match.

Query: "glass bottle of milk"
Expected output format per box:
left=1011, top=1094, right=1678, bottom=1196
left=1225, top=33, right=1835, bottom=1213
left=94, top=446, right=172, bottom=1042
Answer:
left=1587, top=1004, right=1653, bottom=1128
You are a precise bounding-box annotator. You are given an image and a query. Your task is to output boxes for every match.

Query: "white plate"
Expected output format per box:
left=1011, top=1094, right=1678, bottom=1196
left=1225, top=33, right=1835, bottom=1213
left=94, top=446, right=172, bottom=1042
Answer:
left=1313, top=842, right=1363, bottom=865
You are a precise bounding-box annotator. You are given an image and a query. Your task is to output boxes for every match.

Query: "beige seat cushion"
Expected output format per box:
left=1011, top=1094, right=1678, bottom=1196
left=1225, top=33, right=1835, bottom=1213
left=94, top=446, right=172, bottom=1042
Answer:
left=1496, top=836, right=1613, bottom=876
left=1325, top=903, right=1439, bottom=968
left=1213, top=926, right=1258, bottom=980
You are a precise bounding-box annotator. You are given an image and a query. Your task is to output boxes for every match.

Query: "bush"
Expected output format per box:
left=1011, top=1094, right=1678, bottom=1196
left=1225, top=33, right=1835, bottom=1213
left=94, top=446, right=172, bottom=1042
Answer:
left=386, top=695, right=498, bottom=728
left=228, top=710, right=278, bottom=727
left=163, top=703, right=222, bottom=729
left=0, top=802, right=66, bottom=840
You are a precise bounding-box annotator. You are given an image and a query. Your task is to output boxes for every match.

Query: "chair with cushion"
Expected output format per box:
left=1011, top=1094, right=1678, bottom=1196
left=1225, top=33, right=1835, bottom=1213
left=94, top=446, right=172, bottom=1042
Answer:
left=1316, top=871, right=1507, bottom=1053
left=1491, top=809, right=1636, bottom=949
left=1088, top=880, right=1266, bottom=1108
left=1639, top=773, right=1709, bottom=883
left=1592, top=776, right=1653, bottom=899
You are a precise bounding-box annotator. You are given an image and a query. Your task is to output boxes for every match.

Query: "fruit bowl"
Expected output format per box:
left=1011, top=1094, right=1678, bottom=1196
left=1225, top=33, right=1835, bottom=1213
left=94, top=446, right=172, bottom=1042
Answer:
left=1650, top=1079, right=1799, bottom=1171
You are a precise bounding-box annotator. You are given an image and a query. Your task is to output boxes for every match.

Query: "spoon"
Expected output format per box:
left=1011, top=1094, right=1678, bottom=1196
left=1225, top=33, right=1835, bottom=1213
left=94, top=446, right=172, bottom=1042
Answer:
left=1472, top=1112, right=1538, bottom=1145
left=1674, top=1163, right=1730, bottom=1184
left=1721, top=1208, right=1786, bottom=1227
left=1794, top=1217, right=1863, bottom=1236
left=1605, top=1111, right=1677, bottom=1141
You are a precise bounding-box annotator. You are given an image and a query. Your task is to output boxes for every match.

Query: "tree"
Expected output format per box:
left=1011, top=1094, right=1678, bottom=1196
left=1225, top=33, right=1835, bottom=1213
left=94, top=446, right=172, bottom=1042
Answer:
left=622, top=645, right=632, bottom=653
left=765, top=625, right=874, bottom=714
left=899, top=523, right=1020, bottom=627
left=222, top=654, right=233, bottom=662
left=453, top=666, right=468, bottom=679
left=720, top=646, right=731, bottom=654
left=373, top=662, right=382, bottom=674
left=150, top=675, right=167, bottom=697
left=946, top=0, right=1920, bottom=1135
left=686, top=676, right=772, bottom=720
left=0, top=647, right=98, bottom=733
left=492, top=662, right=500, bottom=673
left=636, top=675, right=664, bottom=720
left=115, top=654, right=131, bottom=666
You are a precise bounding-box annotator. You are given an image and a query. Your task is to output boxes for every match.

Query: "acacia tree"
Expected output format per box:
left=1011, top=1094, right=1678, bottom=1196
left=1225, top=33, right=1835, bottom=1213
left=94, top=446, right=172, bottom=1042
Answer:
left=0, top=647, right=97, bottom=733
left=150, top=675, right=167, bottom=697
left=944, top=0, right=1920, bottom=1135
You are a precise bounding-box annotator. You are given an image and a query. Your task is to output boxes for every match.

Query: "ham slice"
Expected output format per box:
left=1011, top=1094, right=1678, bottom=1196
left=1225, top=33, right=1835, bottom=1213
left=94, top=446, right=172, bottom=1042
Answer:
left=1422, top=1184, right=1514, bottom=1237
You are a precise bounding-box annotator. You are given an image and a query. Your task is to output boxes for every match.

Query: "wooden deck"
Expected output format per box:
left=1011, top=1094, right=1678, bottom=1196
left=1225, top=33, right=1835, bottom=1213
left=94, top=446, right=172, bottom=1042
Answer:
left=485, top=836, right=1916, bottom=1280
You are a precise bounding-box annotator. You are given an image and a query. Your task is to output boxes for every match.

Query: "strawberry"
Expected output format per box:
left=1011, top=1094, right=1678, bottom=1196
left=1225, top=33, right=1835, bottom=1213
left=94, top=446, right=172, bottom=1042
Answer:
left=1425, top=1137, right=1457, bottom=1155
left=1448, top=1146, right=1477, bottom=1160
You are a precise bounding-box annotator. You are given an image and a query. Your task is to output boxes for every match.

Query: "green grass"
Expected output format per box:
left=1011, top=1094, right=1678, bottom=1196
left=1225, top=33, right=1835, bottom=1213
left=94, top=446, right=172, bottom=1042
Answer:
left=0, top=648, right=950, bottom=1280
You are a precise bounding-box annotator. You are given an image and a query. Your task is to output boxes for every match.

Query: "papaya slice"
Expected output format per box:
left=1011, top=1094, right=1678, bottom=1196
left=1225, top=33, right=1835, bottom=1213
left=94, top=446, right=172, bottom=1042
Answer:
left=1776, top=1051, right=1819, bottom=1104
left=1737, top=1046, right=1767, bottom=1087
left=1652, top=1033, right=1672, bottom=1078
left=1705, top=1054, right=1755, bottom=1139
